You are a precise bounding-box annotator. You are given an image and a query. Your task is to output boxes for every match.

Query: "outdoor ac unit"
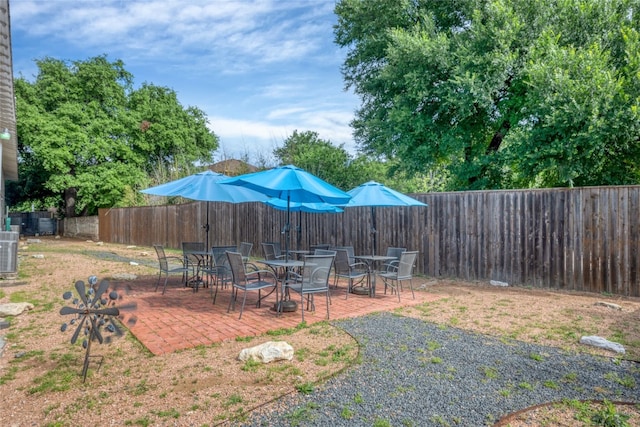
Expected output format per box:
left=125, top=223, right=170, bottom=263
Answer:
left=0, top=231, right=19, bottom=273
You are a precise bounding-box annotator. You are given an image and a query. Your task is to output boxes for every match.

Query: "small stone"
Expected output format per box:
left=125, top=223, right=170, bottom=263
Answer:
left=595, top=301, right=622, bottom=310
left=26, top=239, right=41, bottom=244
left=126, top=245, right=137, bottom=249
left=489, top=280, right=509, bottom=287
left=129, top=261, right=139, bottom=266
left=96, top=241, right=104, bottom=246
left=580, top=335, right=625, bottom=354
left=0, top=302, right=35, bottom=316
left=32, top=254, right=45, bottom=259
left=14, top=351, right=26, bottom=358
left=239, top=341, right=294, bottom=363
left=139, top=251, right=149, bottom=257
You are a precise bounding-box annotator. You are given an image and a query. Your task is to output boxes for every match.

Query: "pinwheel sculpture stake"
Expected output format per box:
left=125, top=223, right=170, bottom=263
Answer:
left=60, top=276, right=135, bottom=382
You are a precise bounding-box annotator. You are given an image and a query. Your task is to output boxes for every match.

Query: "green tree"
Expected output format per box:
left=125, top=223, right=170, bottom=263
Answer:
left=12, top=55, right=218, bottom=216
left=274, top=130, right=358, bottom=189
left=334, top=0, right=640, bottom=189
left=273, top=130, right=437, bottom=193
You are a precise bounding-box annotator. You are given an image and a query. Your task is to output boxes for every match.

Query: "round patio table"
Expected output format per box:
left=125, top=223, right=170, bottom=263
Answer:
left=354, top=255, right=396, bottom=297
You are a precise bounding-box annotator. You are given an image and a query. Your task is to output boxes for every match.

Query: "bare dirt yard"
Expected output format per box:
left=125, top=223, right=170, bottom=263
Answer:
left=0, top=237, right=639, bottom=426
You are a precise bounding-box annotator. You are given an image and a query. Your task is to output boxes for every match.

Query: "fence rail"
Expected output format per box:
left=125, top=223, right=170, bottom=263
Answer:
left=99, top=185, right=640, bottom=296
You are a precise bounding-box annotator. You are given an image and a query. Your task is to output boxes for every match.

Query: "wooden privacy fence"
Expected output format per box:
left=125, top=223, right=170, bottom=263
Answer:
left=99, top=185, right=640, bottom=296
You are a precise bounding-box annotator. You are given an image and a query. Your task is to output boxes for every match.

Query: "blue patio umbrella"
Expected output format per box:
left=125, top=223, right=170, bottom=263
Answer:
left=265, top=199, right=343, bottom=250
left=221, top=165, right=351, bottom=260
left=140, top=170, right=269, bottom=248
left=341, top=181, right=428, bottom=254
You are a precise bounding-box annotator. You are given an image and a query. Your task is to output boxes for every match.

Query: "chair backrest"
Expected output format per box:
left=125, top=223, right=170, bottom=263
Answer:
left=333, top=248, right=351, bottom=274
left=397, top=251, right=418, bottom=279
left=310, top=244, right=330, bottom=252
left=182, top=241, right=205, bottom=265
left=238, top=242, right=253, bottom=259
left=314, top=248, right=336, bottom=256
left=211, top=245, right=236, bottom=268
left=264, top=241, right=282, bottom=256
left=154, top=244, right=169, bottom=271
left=300, top=254, right=334, bottom=290
left=334, top=246, right=355, bottom=263
left=226, top=251, right=246, bottom=284
left=182, top=241, right=205, bottom=253
left=262, top=242, right=277, bottom=260
left=385, top=247, right=406, bottom=261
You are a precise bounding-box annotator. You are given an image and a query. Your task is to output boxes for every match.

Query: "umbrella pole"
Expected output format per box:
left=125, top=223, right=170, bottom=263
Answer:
left=285, top=195, right=290, bottom=262
left=371, top=206, right=377, bottom=255
left=205, top=201, right=210, bottom=249
left=297, top=212, right=302, bottom=251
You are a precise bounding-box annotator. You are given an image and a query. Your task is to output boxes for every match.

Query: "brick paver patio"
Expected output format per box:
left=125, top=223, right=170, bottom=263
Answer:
left=117, top=275, right=442, bottom=355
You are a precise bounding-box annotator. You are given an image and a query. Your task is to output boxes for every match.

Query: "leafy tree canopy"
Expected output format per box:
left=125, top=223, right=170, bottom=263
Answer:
left=10, top=55, right=219, bottom=216
left=335, top=0, right=640, bottom=189
left=273, top=129, right=439, bottom=193
left=274, top=130, right=357, bottom=189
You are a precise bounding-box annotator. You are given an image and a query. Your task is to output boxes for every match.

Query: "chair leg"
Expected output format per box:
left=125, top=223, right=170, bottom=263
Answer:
left=211, top=279, right=219, bottom=304
left=408, top=278, right=415, bottom=299
left=155, top=272, right=162, bottom=292
left=227, top=287, right=237, bottom=313
left=238, top=288, right=249, bottom=320
left=325, top=291, right=330, bottom=319
left=162, top=275, right=170, bottom=295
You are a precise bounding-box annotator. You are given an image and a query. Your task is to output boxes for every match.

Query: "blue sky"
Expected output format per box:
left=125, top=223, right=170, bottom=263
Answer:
left=9, top=0, right=359, bottom=164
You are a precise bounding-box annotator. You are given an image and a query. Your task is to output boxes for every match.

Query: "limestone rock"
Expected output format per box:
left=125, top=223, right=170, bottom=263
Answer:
left=239, top=341, right=294, bottom=363
left=595, top=301, right=622, bottom=310
left=580, top=335, right=625, bottom=354
left=0, top=302, right=35, bottom=316
left=489, top=280, right=509, bottom=287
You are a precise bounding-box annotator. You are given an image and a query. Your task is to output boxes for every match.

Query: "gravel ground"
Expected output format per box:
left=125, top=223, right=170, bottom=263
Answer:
left=241, top=312, right=640, bottom=426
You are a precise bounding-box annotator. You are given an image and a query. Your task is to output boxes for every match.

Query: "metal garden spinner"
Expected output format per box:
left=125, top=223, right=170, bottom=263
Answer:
left=59, top=275, right=135, bottom=382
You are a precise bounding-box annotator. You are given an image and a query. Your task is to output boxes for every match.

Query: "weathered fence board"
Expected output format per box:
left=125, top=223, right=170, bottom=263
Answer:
left=99, top=186, right=640, bottom=296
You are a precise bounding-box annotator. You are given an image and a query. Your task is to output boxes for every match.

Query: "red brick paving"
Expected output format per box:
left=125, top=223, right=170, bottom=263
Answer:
left=117, top=275, right=443, bottom=355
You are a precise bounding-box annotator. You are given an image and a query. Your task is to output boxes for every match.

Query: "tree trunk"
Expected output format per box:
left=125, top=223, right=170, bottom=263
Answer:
left=65, top=187, right=77, bottom=218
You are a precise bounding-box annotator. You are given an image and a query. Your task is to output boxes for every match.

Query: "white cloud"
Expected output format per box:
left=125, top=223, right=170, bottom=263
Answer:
left=10, top=0, right=360, bottom=163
